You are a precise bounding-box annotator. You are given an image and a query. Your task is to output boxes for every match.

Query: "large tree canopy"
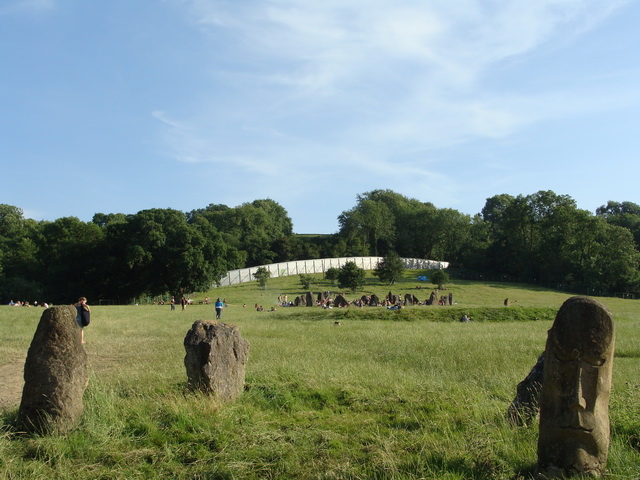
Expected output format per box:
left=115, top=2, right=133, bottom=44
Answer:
left=188, top=198, right=293, bottom=266
left=1, top=188, right=639, bottom=304
left=102, top=209, right=236, bottom=300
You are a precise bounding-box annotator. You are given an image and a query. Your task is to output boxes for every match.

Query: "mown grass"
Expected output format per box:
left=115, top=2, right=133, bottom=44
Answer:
left=1, top=272, right=639, bottom=479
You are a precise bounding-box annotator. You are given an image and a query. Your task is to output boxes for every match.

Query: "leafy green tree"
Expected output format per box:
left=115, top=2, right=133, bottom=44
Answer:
left=430, top=269, right=449, bottom=289
left=0, top=206, right=45, bottom=303
left=560, top=212, right=640, bottom=293
left=337, top=261, right=366, bottom=293
left=325, top=267, right=339, bottom=285
left=299, top=274, right=313, bottom=290
left=480, top=190, right=578, bottom=283
left=91, top=212, right=127, bottom=227
left=188, top=199, right=293, bottom=267
left=338, top=196, right=395, bottom=256
left=102, top=209, right=235, bottom=301
left=373, top=251, right=405, bottom=285
left=253, top=266, right=271, bottom=289
left=596, top=200, right=640, bottom=247
left=38, top=216, right=105, bottom=302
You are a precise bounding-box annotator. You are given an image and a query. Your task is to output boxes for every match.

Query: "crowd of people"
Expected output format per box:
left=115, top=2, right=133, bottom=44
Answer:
left=7, top=300, right=49, bottom=308
left=267, top=290, right=453, bottom=309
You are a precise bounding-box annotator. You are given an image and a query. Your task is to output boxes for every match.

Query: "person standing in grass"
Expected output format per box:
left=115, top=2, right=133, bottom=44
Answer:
left=215, top=298, right=223, bottom=319
left=74, top=296, right=91, bottom=344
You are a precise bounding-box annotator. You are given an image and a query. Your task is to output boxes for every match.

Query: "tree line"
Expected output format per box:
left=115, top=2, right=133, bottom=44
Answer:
left=1, top=190, right=638, bottom=304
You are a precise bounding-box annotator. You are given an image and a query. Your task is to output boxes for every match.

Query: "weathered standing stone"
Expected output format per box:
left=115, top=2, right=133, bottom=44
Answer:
left=305, top=292, right=314, bottom=307
left=334, top=294, right=349, bottom=308
left=448, top=293, right=453, bottom=305
left=369, top=294, right=379, bottom=306
left=404, top=293, right=413, bottom=305
left=536, top=296, right=615, bottom=479
left=184, top=320, right=249, bottom=402
left=294, top=296, right=302, bottom=306
left=17, top=306, right=88, bottom=434
left=428, top=291, right=438, bottom=305
left=507, top=353, right=545, bottom=426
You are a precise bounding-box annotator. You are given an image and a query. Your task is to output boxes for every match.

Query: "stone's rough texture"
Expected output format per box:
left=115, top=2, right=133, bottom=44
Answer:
left=369, top=294, right=380, bottom=306
left=334, top=294, right=349, bottom=308
left=18, top=306, right=88, bottom=434
left=184, top=320, right=249, bottom=402
left=305, top=292, right=314, bottom=307
left=428, top=291, right=438, bottom=305
left=537, top=296, right=615, bottom=479
left=508, top=353, right=545, bottom=425
left=404, top=293, right=419, bottom=305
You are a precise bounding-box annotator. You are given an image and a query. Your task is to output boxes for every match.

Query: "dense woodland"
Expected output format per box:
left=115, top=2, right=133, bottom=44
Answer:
left=1, top=190, right=639, bottom=304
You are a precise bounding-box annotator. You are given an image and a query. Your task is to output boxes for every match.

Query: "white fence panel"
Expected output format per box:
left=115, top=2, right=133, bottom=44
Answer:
left=216, top=257, right=448, bottom=287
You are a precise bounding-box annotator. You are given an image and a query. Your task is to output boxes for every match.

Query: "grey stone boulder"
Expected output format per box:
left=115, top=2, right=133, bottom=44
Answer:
left=18, top=306, right=89, bottom=434
left=184, top=320, right=249, bottom=402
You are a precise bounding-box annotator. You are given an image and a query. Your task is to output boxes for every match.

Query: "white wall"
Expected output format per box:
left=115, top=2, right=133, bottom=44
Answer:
left=217, top=257, right=448, bottom=286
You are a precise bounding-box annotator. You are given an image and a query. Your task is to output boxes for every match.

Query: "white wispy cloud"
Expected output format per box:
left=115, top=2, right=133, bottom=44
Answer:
left=155, top=0, right=635, bottom=215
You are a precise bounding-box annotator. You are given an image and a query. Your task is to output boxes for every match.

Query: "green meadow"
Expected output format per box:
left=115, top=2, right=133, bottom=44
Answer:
left=1, top=271, right=639, bottom=479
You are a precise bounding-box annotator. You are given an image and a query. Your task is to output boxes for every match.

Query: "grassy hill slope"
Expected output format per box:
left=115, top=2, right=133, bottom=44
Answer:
left=1, top=275, right=638, bottom=479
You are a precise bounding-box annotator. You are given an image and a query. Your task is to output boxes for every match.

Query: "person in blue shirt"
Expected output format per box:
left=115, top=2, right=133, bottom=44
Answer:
left=215, top=298, right=223, bottom=319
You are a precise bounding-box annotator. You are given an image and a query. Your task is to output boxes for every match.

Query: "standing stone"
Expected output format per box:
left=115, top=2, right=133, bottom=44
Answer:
left=305, top=292, right=314, bottom=307
left=334, top=294, right=349, bottom=308
left=18, top=306, right=89, bottom=434
left=369, top=294, right=379, bottom=306
left=184, top=320, right=249, bottom=402
left=403, top=293, right=413, bottom=305
left=294, top=296, right=302, bottom=306
left=507, top=353, right=545, bottom=426
left=448, top=293, right=453, bottom=305
left=536, top=296, right=614, bottom=478
left=428, top=291, right=438, bottom=305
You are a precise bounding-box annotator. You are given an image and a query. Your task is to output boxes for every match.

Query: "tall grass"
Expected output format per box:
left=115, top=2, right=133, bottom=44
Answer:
left=1, top=273, right=638, bottom=479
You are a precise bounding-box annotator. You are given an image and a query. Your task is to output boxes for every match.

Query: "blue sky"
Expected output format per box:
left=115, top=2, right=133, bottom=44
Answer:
left=2, top=0, right=639, bottom=234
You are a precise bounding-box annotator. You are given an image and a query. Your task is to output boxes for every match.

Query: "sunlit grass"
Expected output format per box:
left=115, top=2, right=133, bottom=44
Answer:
left=1, top=275, right=638, bottom=479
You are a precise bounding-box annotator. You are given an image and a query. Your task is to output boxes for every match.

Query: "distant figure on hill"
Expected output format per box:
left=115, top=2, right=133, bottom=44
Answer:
left=215, top=298, right=224, bottom=319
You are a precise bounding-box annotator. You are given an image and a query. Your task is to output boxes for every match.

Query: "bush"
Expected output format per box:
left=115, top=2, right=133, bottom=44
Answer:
left=337, top=262, right=366, bottom=293
left=430, top=269, right=449, bottom=289
left=253, top=267, right=271, bottom=289
left=299, top=274, right=313, bottom=290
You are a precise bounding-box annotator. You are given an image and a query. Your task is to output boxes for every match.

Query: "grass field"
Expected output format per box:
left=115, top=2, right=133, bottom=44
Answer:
left=1, top=271, right=639, bottom=479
